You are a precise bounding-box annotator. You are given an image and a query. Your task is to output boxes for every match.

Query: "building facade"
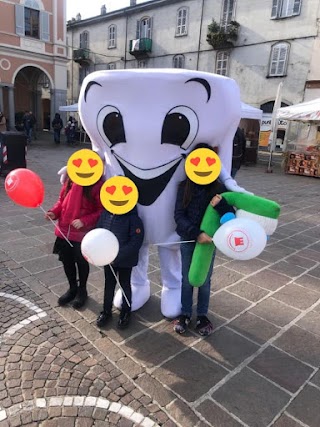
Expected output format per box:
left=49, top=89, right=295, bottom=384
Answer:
left=66, top=0, right=320, bottom=116
left=0, top=0, right=68, bottom=130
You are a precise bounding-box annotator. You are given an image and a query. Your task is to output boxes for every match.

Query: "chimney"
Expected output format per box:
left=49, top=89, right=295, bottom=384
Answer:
left=130, top=0, right=136, bottom=6
left=101, top=5, right=107, bottom=15
left=76, top=13, right=81, bottom=21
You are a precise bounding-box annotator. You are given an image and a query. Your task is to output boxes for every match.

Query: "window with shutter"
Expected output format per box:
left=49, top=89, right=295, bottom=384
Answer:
left=220, top=0, right=235, bottom=30
left=173, top=55, right=185, bottom=68
left=108, top=25, right=116, bottom=48
left=176, top=8, right=188, bottom=36
left=271, top=0, right=280, bottom=18
left=139, top=17, right=152, bottom=39
left=15, top=4, right=25, bottom=36
left=215, top=51, right=229, bottom=76
left=25, top=7, right=40, bottom=38
left=293, top=0, right=301, bottom=15
left=80, top=31, right=89, bottom=49
left=136, top=20, right=140, bottom=39
left=40, top=11, right=50, bottom=42
left=271, top=0, right=301, bottom=18
left=269, top=43, right=289, bottom=76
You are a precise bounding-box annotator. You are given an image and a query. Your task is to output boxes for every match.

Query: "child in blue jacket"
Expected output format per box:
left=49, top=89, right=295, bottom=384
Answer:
left=96, top=206, right=144, bottom=329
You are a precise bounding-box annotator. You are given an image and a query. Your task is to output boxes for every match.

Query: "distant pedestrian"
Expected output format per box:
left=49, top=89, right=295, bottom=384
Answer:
left=52, top=113, right=63, bottom=144
left=23, top=111, right=36, bottom=144
left=231, top=127, right=247, bottom=178
left=0, top=111, right=7, bottom=133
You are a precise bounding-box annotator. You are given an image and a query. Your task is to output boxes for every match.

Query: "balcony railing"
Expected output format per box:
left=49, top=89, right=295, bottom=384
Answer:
left=73, top=48, right=91, bottom=64
left=129, top=38, right=152, bottom=57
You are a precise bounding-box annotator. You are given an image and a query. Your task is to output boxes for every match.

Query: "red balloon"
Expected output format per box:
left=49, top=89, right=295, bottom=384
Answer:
left=5, top=169, right=45, bottom=208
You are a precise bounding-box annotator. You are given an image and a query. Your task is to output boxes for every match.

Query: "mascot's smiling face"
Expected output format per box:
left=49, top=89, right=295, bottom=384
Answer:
left=79, top=69, right=241, bottom=206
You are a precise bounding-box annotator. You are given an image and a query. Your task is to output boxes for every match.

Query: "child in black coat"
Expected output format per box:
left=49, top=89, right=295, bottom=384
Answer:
left=96, top=206, right=144, bottom=329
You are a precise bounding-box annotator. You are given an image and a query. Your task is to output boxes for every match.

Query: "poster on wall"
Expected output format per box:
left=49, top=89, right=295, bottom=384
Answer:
left=259, top=114, right=288, bottom=147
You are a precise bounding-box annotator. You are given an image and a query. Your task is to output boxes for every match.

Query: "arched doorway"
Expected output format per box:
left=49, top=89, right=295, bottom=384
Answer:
left=14, top=66, right=52, bottom=131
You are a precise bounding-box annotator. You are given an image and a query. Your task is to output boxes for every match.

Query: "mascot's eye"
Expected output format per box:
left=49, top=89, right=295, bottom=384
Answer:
left=97, top=105, right=126, bottom=147
left=161, top=106, right=199, bottom=150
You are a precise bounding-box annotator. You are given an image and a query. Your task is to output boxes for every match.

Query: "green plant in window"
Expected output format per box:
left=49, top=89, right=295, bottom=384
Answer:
left=207, top=19, right=240, bottom=50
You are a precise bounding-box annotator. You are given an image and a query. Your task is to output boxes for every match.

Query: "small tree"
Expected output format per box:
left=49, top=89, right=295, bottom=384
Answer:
left=207, top=19, right=240, bottom=50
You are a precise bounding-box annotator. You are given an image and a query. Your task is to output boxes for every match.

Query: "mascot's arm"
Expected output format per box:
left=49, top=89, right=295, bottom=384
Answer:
left=220, top=165, right=253, bottom=195
left=188, top=192, right=281, bottom=287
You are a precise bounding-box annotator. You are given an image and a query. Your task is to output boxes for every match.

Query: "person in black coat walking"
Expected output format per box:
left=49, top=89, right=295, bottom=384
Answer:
left=52, top=113, right=63, bottom=144
left=96, top=206, right=144, bottom=329
left=231, top=127, right=247, bottom=178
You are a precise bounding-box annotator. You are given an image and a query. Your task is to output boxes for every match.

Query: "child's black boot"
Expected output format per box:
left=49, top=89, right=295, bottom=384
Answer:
left=58, top=283, right=77, bottom=306
left=72, top=286, right=88, bottom=309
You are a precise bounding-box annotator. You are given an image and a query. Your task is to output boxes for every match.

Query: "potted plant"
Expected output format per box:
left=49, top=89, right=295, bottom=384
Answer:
left=207, top=19, right=240, bottom=50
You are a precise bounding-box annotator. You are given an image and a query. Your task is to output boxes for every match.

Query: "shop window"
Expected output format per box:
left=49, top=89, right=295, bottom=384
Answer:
left=15, top=1, right=49, bottom=41
left=108, top=25, right=117, bottom=48
left=176, top=7, right=188, bottom=36
left=269, top=42, right=289, bottom=76
left=173, top=55, right=185, bottom=68
left=216, top=51, right=229, bottom=76
left=220, top=0, right=235, bottom=30
left=271, top=0, right=302, bottom=19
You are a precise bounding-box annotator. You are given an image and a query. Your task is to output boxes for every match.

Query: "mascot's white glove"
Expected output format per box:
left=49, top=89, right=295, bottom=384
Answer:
left=57, top=149, right=105, bottom=185
left=58, top=166, right=67, bottom=185
left=220, top=166, right=254, bottom=195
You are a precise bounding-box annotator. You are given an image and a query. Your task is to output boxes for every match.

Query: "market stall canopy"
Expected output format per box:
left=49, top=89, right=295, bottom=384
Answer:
left=277, top=98, right=320, bottom=122
left=59, top=103, right=78, bottom=112
left=60, top=102, right=263, bottom=120
left=240, top=103, right=263, bottom=120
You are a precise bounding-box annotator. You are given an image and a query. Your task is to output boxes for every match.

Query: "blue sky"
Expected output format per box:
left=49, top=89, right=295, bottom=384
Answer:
left=67, top=0, right=149, bottom=20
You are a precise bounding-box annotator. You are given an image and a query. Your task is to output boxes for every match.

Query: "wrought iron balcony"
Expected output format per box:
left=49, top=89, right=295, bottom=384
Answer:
left=73, top=48, right=91, bottom=64
left=129, top=38, right=152, bottom=57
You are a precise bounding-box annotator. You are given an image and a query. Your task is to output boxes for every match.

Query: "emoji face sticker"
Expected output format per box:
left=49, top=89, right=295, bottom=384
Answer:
left=185, top=148, right=221, bottom=185
left=67, top=149, right=104, bottom=186
left=100, top=176, right=139, bottom=215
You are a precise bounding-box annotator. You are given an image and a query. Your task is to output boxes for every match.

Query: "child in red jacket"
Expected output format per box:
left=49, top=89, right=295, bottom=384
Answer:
left=45, top=177, right=104, bottom=309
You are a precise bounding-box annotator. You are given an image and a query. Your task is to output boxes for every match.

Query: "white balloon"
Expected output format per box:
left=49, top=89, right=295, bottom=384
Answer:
left=81, top=228, right=119, bottom=266
left=213, top=218, right=267, bottom=261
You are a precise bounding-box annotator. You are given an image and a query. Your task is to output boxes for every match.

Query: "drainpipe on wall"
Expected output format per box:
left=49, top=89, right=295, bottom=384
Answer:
left=196, top=0, right=205, bottom=70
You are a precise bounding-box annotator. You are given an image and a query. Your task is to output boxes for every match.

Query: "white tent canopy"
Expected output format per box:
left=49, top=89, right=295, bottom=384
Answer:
left=277, top=98, right=320, bottom=122
left=241, top=102, right=263, bottom=120
left=59, top=103, right=78, bottom=112
left=60, top=102, right=262, bottom=120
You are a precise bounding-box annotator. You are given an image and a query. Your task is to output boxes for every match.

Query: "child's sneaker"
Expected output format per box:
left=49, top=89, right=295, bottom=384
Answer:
left=196, top=316, right=213, bottom=336
left=173, top=315, right=190, bottom=334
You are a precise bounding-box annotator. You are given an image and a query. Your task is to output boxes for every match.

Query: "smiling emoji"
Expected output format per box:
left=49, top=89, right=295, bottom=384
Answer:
left=67, top=149, right=104, bottom=186
left=100, top=176, right=139, bottom=215
left=185, top=148, right=221, bottom=185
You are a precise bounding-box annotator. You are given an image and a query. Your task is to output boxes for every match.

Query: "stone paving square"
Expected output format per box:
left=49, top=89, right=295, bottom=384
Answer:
left=0, top=134, right=319, bottom=426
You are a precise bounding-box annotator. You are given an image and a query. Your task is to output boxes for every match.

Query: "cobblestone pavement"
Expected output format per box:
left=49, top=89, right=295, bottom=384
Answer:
left=0, top=133, right=320, bottom=427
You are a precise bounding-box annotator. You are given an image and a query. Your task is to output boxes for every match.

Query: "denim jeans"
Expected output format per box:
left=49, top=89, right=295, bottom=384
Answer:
left=180, top=241, right=215, bottom=318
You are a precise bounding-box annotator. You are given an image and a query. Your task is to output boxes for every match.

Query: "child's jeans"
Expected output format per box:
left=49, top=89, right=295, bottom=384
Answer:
left=180, top=241, right=215, bottom=318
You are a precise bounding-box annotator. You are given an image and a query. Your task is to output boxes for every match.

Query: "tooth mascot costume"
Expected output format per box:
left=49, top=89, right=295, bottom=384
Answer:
left=78, top=69, right=246, bottom=318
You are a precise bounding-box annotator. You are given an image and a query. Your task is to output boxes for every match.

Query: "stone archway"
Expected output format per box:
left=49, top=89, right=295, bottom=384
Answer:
left=14, top=66, right=52, bottom=131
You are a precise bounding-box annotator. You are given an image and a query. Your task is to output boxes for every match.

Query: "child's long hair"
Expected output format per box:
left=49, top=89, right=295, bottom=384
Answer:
left=182, top=143, right=222, bottom=208
left=64, top=176, right=95, bottom=200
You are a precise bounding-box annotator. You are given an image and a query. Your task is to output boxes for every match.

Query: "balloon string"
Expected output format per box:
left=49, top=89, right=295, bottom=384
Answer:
left=153, top=240, right=195, bottom=246
left=109, top=264, right=131, bottom=308
left=39, top=205, right=73, bottom=247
